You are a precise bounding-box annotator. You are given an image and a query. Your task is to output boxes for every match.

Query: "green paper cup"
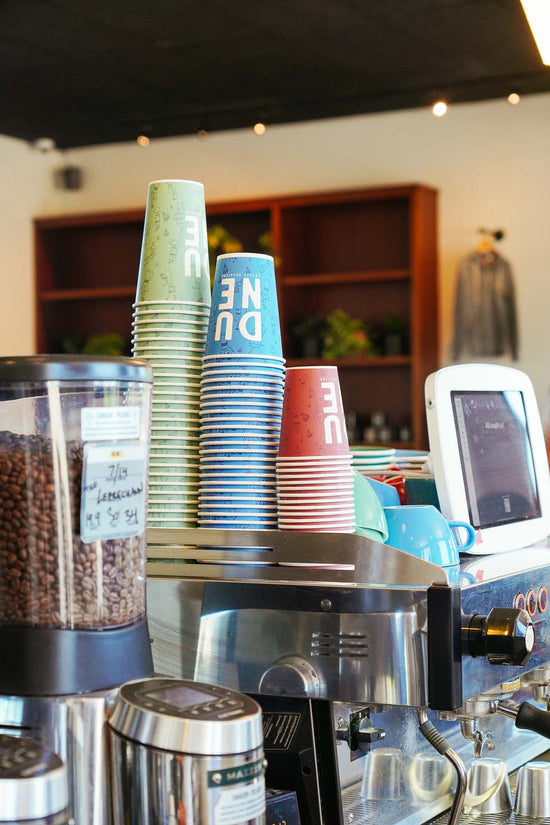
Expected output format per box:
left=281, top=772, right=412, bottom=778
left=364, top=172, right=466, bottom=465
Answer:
left=135, top=180, right=211, bottom=305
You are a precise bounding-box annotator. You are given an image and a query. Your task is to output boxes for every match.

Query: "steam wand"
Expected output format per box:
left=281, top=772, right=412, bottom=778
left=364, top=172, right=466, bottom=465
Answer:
left=417, top=708, right=467, bottom=825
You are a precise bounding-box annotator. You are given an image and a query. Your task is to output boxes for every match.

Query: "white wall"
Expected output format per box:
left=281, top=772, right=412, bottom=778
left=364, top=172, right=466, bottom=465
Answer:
left=2, top=92, right=550, bottom=411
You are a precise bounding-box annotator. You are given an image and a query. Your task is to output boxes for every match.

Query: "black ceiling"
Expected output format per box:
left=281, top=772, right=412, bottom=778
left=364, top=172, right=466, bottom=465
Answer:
left=1, top=0, right=549, bottom=150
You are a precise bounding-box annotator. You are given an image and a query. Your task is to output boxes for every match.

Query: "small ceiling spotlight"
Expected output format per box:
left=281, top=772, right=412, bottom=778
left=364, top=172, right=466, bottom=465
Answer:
left=432, top=100, right=448, bottom=117
left=136, top=135, right=150, bottom=147
left=508, top=92, right=521, bottom=105
left=197, top=129, right=208, bottom=139
left=253, top=122, right=267, bottom=136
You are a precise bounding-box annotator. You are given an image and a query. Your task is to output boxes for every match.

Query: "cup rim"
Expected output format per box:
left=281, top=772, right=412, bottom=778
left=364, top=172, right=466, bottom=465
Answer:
left=200, top=423, right=280, bottom=430
left=203, top=353, right=285, bottom=362
left=201, top=377, right=285, bottom=386
left=201, top=485, right=277, bottom=492
left=216, top=252, right=274, bottom=261
left=133, top=334, right=207, bottom=343
left=133, top=345, right=206, bottom=354
left=134, top=298, right=210, bottom=308
left=134, top=308, right=210, bottom=317
left=200, top=411, right=281, bottom=419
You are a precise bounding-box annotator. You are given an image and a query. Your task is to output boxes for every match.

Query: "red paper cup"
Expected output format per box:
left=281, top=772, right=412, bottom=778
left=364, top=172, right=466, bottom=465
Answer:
left=278, top=366, right=349, bottom=458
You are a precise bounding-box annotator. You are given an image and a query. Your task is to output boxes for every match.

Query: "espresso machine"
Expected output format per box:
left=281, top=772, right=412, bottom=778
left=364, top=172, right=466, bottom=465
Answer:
left=146, top=527, right=550, bottom=825
left=0, top=356, right=155, bottom=825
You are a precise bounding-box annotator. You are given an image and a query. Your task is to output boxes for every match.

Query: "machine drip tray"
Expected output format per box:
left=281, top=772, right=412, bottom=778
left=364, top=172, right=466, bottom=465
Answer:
left=341, top=751, right=550, bottom=825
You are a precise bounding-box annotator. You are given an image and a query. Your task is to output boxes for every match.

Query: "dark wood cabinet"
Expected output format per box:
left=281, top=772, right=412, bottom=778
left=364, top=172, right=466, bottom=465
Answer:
left=34, top=184, right=438, bottom=448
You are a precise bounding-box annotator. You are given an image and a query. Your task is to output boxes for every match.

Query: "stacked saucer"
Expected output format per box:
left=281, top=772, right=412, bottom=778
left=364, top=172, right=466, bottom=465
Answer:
left=394, top=449, right=430, bottom=472
left=132, top=179, right=211, bottom=529
left=198, top=253, right=284, bottom=550
left=351, top=446, right=396, bottom=475
left=276, top=366, right=355, bottom=534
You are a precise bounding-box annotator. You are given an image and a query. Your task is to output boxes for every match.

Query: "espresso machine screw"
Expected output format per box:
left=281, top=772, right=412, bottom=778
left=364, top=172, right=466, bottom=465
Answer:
left=320, top=599, right=332, bottom=611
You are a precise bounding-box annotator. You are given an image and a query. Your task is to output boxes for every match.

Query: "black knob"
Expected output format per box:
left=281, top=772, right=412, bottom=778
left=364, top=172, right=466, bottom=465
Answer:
left=462, top=607, right=534, bottom=666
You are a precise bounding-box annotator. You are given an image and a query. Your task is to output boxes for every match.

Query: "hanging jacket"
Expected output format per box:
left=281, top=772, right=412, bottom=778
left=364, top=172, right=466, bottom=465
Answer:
left=451, top=250, right=518, bottom=361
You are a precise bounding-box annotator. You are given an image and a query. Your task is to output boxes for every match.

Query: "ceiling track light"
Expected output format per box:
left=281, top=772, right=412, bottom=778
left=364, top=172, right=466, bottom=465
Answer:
left=136, top=135, right=150, bottom=147
left=253, top=122, right=267, bottom=136
left=508, top=92, right=521, bottom=105
left=432, top=100, right=448, bottom=117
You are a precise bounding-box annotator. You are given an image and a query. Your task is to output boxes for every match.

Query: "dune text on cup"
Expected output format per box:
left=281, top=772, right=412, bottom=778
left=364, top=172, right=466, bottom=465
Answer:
left=322, top=379, right=344, bottom=445
left=181, top=214, right=209, bottom=279
left=215, top=276, right=261, bottom=342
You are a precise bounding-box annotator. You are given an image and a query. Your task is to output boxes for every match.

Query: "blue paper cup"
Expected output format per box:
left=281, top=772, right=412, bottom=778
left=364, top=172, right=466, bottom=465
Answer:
left=206, top=253, right=282, bottom=357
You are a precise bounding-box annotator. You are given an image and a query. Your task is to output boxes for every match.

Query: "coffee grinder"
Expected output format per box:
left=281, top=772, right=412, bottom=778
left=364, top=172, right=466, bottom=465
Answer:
left=0, top=356, right=155, bottom=825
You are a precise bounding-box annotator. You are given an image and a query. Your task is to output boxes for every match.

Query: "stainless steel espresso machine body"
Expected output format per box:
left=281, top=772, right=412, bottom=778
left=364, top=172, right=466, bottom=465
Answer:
left=147, top=527, right=550, bottom=825
left=0, top=356, right=155, bottom=825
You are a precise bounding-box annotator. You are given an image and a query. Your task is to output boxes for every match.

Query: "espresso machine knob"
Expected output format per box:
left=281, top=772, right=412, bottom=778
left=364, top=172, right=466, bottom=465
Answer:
left=463, top=607, right=534, bottom=666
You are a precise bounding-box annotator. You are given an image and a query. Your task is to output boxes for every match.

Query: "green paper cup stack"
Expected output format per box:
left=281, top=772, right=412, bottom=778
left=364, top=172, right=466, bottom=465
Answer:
left=132, top=179, right=211, bottom=529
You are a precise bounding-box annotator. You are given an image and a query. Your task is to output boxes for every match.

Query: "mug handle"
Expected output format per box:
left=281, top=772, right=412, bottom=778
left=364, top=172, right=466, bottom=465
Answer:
left=448, top=520, right=476, bottom=552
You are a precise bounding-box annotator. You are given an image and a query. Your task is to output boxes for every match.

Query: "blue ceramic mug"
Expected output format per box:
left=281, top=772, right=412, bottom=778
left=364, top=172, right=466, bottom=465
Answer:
left=383, top=504, right=476, bottom=567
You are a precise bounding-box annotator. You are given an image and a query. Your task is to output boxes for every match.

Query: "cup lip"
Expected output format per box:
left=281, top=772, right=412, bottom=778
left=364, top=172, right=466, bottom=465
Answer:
left=202, top=366, right=285, bottom=374
left=200, top=473, right=276, bottom=480
left=278, top=506, right=356, bottom=513
left=276, top=454, right=353, bottom=462
left=203, top=353, right=285, bottom=362
left=278, top=520, right=356, bottom=528
left=201, top=377, right=285, bottom=386
left=216, top=252, right=273, bottom=261
left=201, top=388, right=284, bottom=396
left=201, top=485, right=276, bottom=492
left=198, top=502, right=278, bottom=510
left=148, top=178, right=204, bottom=187
left=144, top=354, right=204, bottom=361
left=133, top=335, right=207, bottom=343
left=200, top=488, right=277, bottom=495
left=200, top=423, right=280, bottom=430
left=285, top=365, right=338, bottom=372
left=201, top=400, right=283, bottom=409
left=277, top=492, right=352, bottom=499
left=277, top=483, right=354, bottom=491
left=133, top=345, right=205, bottom=353
left=200, top=411, right=281, bottom=418
left=134, top=298, right=210, bottom=308
left=134, top=308, right=210, bottom=318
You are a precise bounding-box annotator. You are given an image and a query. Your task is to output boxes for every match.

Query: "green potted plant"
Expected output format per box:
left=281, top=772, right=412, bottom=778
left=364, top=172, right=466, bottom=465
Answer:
left=291, top=315, right=328, bottom=358
left=382, top=314, right=408, bottom=356
left=322, top=309, right=374, bottom=360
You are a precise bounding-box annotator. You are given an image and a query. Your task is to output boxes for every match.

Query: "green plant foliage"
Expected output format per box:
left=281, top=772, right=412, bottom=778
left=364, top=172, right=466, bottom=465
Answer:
left=322, top=309, right=375, bottom=359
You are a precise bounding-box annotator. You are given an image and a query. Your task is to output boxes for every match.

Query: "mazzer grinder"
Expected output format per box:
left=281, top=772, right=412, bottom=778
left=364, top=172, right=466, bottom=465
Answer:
left=0, top=356, right=155, bottom=825
left=147, top=528, right=550, bottom=825
left=108, top=676, right=266, bottom=825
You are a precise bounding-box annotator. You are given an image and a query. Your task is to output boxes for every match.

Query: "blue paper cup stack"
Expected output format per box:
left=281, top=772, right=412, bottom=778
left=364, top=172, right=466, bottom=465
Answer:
left=131, top=179, right=211, bottom=529
left=198, top=253, right=284, bottom=560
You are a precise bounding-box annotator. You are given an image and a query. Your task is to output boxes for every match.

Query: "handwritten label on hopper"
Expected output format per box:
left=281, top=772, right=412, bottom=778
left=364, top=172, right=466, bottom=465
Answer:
left=80, top=443, right=147, bottom=542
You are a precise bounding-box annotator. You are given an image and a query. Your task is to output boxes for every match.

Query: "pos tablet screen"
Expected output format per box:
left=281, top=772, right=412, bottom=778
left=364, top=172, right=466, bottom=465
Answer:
left=425, top=365, right=550, bottom=554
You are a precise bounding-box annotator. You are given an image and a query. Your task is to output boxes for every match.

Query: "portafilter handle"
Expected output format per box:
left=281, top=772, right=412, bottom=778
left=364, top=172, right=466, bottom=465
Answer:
left=496, top=701, right=550, bottom=739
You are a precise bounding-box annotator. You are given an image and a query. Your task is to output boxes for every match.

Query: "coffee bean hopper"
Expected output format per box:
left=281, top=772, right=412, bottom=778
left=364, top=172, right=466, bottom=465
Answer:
left=0, top=356, right=154, bottom=825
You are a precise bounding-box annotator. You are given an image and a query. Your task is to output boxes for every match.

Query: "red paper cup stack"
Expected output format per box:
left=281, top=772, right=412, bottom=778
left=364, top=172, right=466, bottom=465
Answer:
left=276, top=366, right=355, bottom=533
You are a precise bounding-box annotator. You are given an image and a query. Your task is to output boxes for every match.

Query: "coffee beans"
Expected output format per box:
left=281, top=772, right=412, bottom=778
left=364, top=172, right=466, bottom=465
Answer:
left=0, top=432, right=145, bottom=629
